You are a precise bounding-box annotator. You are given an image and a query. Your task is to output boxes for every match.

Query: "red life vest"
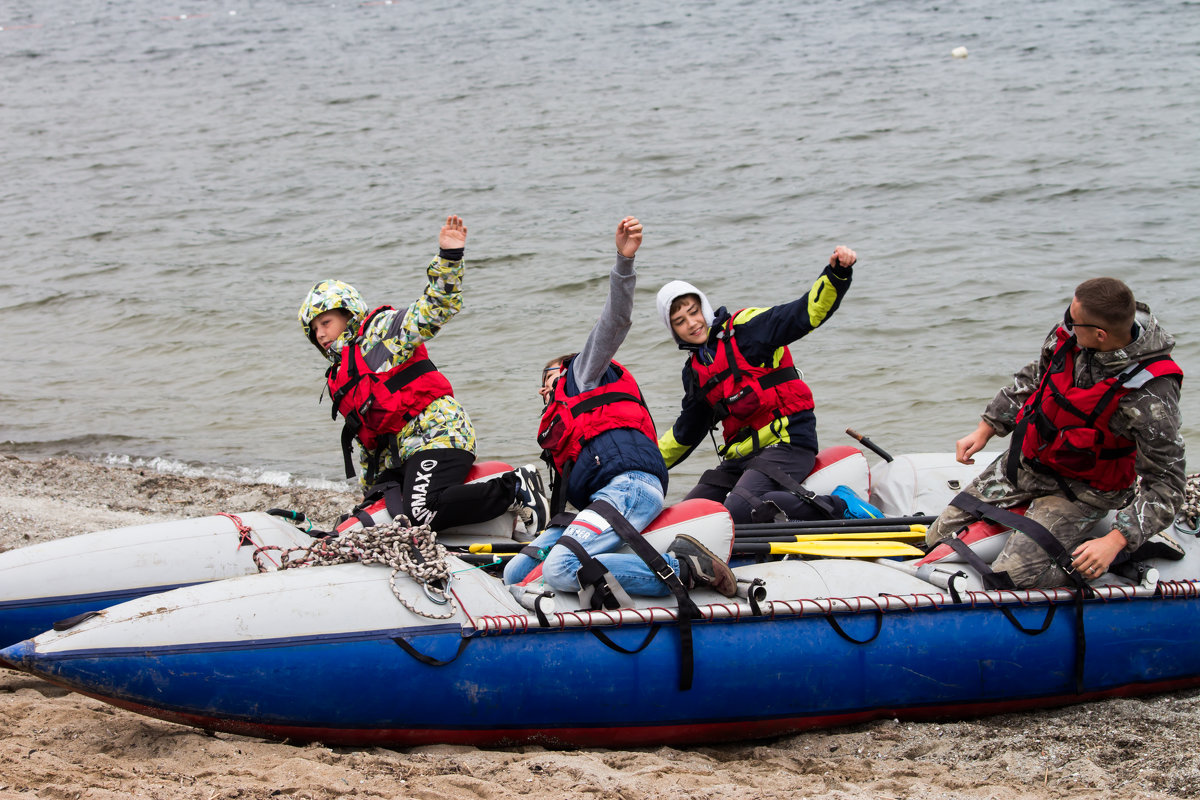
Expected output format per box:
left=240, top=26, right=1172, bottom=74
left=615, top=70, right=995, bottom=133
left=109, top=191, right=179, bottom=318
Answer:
left=689, top=312, right=815, bottom=447
left=537, top=358, right=657, bottom=472
left=326, top=306, right=453, bottom=478
left=1012, top=329, right=1182, bottom=492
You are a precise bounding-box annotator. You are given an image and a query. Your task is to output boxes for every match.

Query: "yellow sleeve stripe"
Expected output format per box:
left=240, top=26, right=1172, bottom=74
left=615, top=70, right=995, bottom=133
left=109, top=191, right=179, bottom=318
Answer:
left=732, top=307, right=769, bottom=325
left=808, top=275, right=838, bottom=326
left=658, top=428, right=689, bottom=469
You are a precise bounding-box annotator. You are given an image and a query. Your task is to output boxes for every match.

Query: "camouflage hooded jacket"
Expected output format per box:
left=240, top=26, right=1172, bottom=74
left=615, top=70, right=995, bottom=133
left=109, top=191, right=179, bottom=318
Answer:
left=310, top=255, right=476, bottom=487
left=981, top=302, right=1185, bottom=550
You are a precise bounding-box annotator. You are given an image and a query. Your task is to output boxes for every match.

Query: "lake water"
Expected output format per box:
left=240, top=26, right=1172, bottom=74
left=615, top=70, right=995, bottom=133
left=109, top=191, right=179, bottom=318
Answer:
left=2, top=0, right=1197, bottom=497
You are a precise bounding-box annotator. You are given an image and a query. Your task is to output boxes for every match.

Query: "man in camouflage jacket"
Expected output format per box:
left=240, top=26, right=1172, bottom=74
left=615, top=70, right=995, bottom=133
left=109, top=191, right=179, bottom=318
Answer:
left=925, top=278, right=1185, bottom=588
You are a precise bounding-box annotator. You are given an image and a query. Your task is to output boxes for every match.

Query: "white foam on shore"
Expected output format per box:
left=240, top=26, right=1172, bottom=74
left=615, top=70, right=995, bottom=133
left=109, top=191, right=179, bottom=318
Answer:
left=97, top=453, right=353, bottom=492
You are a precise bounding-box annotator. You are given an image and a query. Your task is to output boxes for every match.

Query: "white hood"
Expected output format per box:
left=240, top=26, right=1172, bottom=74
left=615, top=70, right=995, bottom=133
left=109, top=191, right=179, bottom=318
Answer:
left=656, top=280, right=715, bottom=346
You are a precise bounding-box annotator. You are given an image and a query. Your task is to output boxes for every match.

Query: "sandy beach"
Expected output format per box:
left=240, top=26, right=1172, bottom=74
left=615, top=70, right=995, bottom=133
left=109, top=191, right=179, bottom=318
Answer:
left=1, top=453, right=1198, bottom=800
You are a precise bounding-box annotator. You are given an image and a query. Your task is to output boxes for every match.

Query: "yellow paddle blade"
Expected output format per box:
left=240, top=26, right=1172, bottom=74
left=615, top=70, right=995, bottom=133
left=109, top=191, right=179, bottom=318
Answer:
left=790, top=528, right=926, bottom=542
left=769, top=540, right=925, bottom=558
left=467, top=543, right=530, bottom=554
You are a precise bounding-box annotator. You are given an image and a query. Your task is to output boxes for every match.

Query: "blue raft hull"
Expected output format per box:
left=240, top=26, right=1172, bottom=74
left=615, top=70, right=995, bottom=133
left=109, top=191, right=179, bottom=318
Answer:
left=5, top=579, right=1200, bottom=747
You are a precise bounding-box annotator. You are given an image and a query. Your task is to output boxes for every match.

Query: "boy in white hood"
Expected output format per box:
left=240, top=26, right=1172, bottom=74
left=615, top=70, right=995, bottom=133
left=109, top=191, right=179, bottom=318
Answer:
left=655, top=247, right=857, bottom=524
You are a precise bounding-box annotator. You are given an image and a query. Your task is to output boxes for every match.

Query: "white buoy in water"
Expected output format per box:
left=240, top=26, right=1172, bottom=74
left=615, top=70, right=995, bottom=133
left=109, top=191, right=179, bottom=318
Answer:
left=951, top=46, right=969, bottom=59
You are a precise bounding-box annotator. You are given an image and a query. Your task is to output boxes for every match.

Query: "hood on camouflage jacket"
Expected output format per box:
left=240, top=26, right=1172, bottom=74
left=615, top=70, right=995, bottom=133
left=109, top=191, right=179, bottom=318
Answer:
left=298, top=279, right=369, bottom=363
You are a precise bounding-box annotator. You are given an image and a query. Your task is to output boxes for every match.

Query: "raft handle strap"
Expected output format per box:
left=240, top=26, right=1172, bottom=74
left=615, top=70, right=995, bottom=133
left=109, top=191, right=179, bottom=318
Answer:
left=533, top=593, right=554, bottom=628
left=589, top=625, right=662, bottom=655
left=999, top=603, right=1058, bottom=636
left=823, top=609, right=883, bottom=645
left=390, top=634, right=471, bottom=667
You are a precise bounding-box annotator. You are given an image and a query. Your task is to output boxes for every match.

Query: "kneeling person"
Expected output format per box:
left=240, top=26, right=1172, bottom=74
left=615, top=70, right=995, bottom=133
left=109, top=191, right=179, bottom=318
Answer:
left=502, top=217, right=736, bottom=604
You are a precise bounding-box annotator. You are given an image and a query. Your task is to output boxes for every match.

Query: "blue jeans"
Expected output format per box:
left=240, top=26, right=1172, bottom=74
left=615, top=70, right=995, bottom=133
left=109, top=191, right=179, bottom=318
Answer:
left=502, top=470, right=676, bottom=597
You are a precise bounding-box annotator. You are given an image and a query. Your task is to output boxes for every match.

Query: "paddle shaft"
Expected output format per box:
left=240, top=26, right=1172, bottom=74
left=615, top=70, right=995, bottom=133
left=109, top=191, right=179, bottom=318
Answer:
left=734, top=515, right=934, bottom=534
left=736, top=524, right=925, bottom=540
left=734, top=540, right=924, bottom=557
left=736, top=529, right=925, bottom=543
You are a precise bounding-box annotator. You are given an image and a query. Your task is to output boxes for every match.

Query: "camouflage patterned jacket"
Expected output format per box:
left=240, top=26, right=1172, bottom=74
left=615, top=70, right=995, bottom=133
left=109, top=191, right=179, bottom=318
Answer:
left=342, top=255, right=476, bottom=487
left=981, top=302, right=1185, bottom=550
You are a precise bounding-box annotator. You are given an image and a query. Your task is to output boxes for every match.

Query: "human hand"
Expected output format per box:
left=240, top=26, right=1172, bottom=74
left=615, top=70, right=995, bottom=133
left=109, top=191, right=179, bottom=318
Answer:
left=829, top=246, right=857, bottom=268
left=439, top=215, right=467, bottom=250
left=1071, top=529, right=1127, bottom=580
left=955, top=421, right=996, bottom=465
left=616, top=216, right=642, bottom=258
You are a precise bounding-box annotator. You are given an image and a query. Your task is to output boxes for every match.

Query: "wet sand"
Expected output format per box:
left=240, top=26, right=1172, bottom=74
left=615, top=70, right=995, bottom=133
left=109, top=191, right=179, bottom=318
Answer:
left=2, top=453, right=1198, bottom=800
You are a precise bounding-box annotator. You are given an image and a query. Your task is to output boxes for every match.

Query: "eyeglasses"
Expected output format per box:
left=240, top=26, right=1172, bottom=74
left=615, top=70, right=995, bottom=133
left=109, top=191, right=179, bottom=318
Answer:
left=1063, top=307, right=1105, bottom=333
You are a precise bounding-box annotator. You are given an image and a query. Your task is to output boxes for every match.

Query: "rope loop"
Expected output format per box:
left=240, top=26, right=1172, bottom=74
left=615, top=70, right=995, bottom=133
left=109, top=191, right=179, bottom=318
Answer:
left=275, top=518, right=458, bottom=619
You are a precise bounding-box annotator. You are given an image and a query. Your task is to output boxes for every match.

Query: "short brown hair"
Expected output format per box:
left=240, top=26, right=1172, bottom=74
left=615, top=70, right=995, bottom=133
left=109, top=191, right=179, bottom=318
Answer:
left=669, top=293, right=700, bottom=316
left=1074, top=277, right=1135, bottom=331
left=544, top=353, right=577, bottom=371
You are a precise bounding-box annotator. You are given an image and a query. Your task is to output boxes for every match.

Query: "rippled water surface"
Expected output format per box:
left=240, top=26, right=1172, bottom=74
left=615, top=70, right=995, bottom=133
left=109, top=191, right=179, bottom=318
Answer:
left=2, top=0, right=1198, bottom=492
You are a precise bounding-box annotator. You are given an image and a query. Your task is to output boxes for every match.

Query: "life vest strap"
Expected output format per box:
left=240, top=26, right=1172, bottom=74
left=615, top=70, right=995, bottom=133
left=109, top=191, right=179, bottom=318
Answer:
left=569, top=391, right=645, bottom=416
left=757, top=365, right=800, bottom=390
left=340, top=423, right=359, bottom=479
left=382, top=357, right=439, bottom=393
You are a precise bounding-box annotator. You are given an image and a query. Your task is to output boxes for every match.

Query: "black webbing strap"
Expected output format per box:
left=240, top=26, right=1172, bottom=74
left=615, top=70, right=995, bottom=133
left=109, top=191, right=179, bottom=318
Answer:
left=518, top=544, right=545, bottom=560
left=556, top=535, right=633, bottom=610
left=390, top=634, right=471, bottom=667
left=590, top=625, right=661, bottom=655
left=353, top=482, right=406, bottom=523
left=720, top=332, right=743, bottom=384
left=570, top=391, right=645, bottom=416
left=382, top=357, right=438, bottom=392
left=540, top=452, right=571, bottom=518
left=945, top=537, right=1016, bottom=591
left=697, top=468, right=739, bottom=491
left=547, top=510, right=578, bottom=529
left=730, top=486, right=786, bottom=523
left=1007, top=336, right=1074, bottom=486
left=757, top=365, right=800, bottom=390
left=748, top=459, right=841, bottom=519
left=588, top=499, right=701, bottom=691
left=340, top=422, right=359, bottom=478
left=949, top=493, right=1089, bottom=591
left=999, top=603, right=1057, bottom=636
left=948, top=491, right=1090, bottom=693
left=823, top=609, right=883, bottom=645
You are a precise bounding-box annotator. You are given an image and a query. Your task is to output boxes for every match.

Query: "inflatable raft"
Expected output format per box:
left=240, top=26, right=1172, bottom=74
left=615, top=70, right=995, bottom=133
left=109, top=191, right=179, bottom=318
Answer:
left=0, top=462, right=526, bottom=651
left=4, top=450, right=1199, bottom=748
left=0, top=448, right=869, bottom=651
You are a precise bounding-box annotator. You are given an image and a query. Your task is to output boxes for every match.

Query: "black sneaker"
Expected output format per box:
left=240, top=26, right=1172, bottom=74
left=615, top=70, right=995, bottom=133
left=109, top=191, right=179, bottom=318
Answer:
left=667, top=535, right=737, bottom=597
left=511, top=464, right=550, bottom=535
